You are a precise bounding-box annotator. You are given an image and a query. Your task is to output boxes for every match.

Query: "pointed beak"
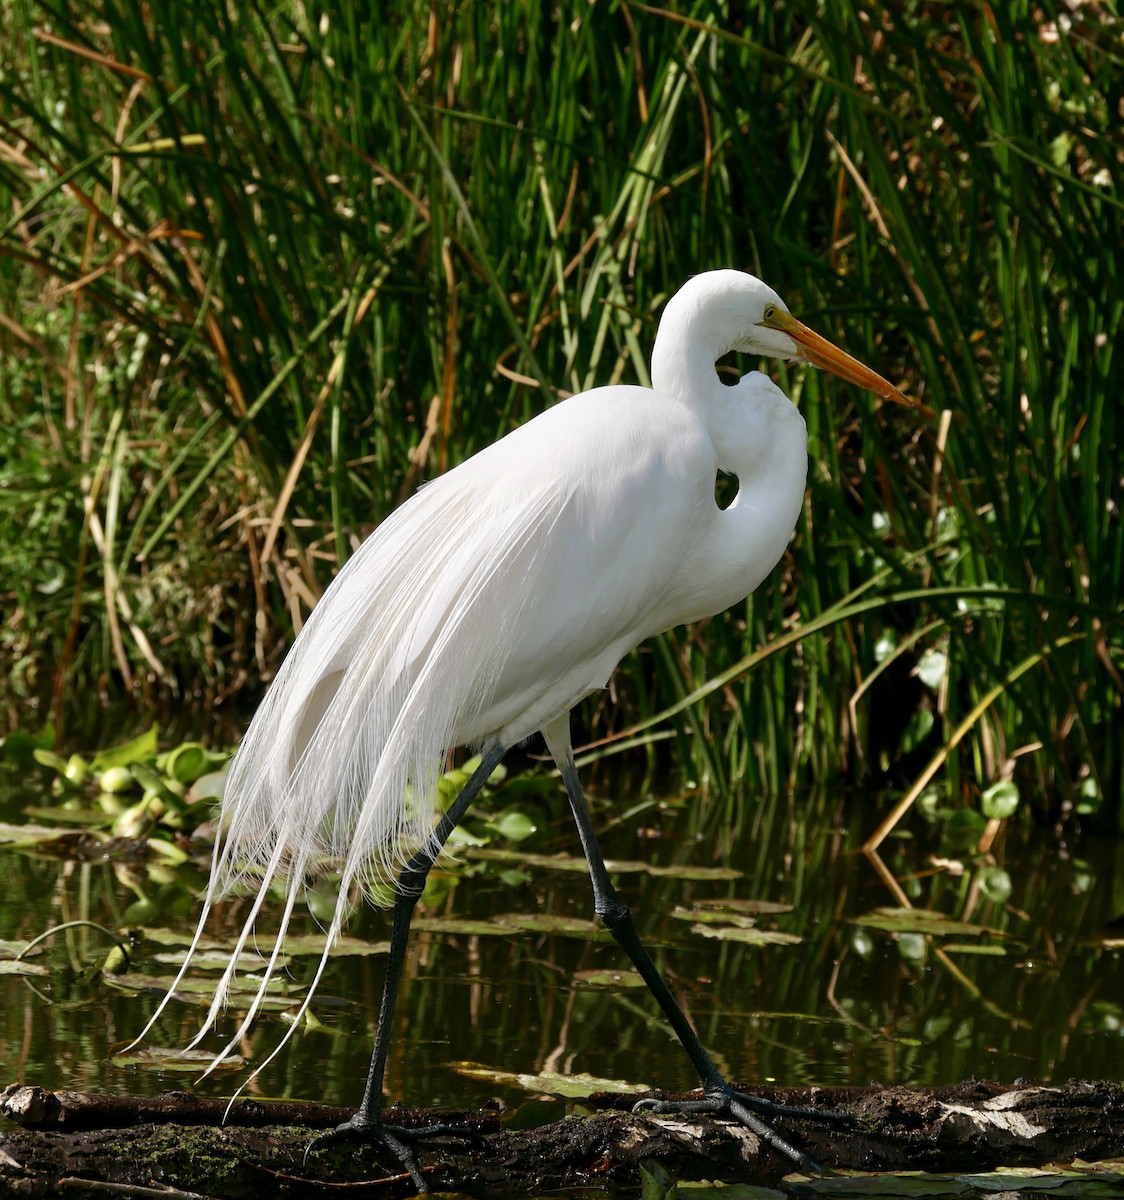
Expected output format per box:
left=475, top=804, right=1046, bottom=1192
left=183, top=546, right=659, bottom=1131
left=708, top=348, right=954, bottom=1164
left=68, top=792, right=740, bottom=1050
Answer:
left=766, top=310, right=912, bottom=408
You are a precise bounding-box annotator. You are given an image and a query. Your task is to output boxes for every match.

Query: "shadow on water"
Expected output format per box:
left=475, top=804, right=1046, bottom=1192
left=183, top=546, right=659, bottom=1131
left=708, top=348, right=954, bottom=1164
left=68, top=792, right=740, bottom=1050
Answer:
left=1, top=762, right=1122, bottom=1117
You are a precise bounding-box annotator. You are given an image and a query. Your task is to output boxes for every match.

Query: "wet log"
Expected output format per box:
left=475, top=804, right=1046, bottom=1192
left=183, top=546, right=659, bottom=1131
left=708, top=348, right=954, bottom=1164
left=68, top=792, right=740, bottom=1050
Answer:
left=3, top=1079, right=1124, bottom=1197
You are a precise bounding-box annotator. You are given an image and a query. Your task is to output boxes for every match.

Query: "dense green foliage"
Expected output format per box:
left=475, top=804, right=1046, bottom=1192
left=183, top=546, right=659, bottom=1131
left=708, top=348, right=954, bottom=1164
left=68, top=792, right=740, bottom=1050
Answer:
left=1, top=1, right=1120, bottom=820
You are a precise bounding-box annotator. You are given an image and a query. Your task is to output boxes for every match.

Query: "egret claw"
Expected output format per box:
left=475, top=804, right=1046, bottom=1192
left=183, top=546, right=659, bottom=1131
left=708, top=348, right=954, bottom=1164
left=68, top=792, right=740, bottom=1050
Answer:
left=630, top=1087, right=836, bottom=1176
left=303, top=1117, right=427, bottom=1192
left=731, top=1088, right=854, bottom=1125
left=303, top=1113, right=485, bottom=1192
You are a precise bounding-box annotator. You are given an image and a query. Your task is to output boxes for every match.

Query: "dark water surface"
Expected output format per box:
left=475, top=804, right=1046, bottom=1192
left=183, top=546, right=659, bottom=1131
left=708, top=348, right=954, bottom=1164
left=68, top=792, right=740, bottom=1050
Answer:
left=2, top=770, right=1122, bottom=1117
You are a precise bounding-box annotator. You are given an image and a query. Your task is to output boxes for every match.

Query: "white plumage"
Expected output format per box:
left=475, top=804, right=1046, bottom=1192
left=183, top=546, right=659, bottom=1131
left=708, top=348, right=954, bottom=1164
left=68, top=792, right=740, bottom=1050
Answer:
left=132, top=270, right=907, bottom=1113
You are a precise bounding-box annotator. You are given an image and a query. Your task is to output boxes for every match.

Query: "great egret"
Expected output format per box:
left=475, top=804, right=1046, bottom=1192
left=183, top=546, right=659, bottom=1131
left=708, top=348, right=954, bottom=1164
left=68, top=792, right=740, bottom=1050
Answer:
left=135, top=270, right=911, bottom=1188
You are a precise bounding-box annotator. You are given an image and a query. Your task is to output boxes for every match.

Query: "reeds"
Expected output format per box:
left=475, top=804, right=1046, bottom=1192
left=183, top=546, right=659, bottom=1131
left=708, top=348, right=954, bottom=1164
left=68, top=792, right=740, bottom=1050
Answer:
left=2, top=0, right=1119, bottom=820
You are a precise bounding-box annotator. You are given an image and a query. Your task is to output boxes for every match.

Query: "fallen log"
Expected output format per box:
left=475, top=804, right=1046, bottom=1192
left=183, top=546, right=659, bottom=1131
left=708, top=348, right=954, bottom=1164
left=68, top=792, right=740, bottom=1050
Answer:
left=3, top=1079, right=1123, bottom=1197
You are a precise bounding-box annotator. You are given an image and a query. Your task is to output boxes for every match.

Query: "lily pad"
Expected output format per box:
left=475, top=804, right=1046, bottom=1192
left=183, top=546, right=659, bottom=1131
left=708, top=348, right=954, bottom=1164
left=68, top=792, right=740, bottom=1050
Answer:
left=0, top=938, right=37, bottom=956
left=466, top=847, right=741, bottom=881
left=102, top=971, right=299, bottom=1012
left=112, top=1045, right=243, bottom=1072
left=691, top=898, right=794, bottom=916
left=136, top=928, right=230, bottom=951
left=153, top=950, right=289, bottom=972
left=801, top=1165, right=1124, bottom=1196
left=572, top=968, right=647, bottom=988
left=276, top=933, right=389, bottom=958
left=0, top=959, right=50, bottom=977
left=980, top=780, right=1020, bottom=821
left=797, top=1172, right=970, bottom=1194
left=450, top=1061, right=649, bottom=1098
left=848, top=907, right=996, bottom=938
left=411, top=916, right=512, bottom=937
left=497, top=912, right=605, bottom=938
left=645, top=864, right=743, bottom=881
left=411, top=912, right=607, bottom=940
left=692, top=924, right=803, bottom=946
left=0, top=822, right=96, bottom=846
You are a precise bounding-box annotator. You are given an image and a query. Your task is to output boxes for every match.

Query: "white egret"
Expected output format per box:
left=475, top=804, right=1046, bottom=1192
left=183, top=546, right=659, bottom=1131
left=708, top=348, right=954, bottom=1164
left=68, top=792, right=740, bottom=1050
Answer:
left=135, top=270, right=912, bottom=1188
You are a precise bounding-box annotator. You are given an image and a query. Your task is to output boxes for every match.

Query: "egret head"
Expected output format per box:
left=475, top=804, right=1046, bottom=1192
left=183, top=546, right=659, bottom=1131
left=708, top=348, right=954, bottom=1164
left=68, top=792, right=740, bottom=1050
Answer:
left=655, top=269, right=911, bottom=408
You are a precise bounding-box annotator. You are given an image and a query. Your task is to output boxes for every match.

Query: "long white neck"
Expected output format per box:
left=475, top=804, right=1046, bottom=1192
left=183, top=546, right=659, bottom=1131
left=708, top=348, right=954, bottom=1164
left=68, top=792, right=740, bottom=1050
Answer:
left=650, top=310, right=730, bottom=410
left=651, top=325, right=808, bottom=623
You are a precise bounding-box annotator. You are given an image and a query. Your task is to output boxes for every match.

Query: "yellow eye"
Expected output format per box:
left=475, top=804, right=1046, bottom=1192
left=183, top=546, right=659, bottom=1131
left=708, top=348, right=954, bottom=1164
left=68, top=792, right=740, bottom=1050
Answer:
left=762, top=304, right=777, bottom=323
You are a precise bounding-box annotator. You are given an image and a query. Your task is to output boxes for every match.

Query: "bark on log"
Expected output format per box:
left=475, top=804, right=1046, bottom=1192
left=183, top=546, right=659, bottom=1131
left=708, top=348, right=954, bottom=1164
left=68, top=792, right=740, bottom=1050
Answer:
left=3, top=1079, right=1124, bottom=1198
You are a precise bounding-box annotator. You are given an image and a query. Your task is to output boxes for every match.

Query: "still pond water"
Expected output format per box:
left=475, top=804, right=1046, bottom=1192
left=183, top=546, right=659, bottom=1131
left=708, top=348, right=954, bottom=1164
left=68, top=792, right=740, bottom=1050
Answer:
left=2, top=764, right=1122, bottom=1124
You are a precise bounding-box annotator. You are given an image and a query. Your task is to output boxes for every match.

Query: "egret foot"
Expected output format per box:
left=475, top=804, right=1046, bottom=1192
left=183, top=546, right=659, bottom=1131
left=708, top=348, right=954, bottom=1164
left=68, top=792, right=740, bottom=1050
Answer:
left=632, top=1083, right=851, bottom=1176
left=304, top=1112, right=482, bottom=1193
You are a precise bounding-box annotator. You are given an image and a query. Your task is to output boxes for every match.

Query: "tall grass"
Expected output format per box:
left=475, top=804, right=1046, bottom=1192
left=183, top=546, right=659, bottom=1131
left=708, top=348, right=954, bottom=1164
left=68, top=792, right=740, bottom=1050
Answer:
left=1, top=1, right=1120, bottom=821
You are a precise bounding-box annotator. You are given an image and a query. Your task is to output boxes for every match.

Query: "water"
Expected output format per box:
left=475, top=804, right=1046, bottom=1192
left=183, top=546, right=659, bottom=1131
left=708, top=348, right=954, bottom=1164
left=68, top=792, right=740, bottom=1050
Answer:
left=2, top=769, right=1122, bottom=1117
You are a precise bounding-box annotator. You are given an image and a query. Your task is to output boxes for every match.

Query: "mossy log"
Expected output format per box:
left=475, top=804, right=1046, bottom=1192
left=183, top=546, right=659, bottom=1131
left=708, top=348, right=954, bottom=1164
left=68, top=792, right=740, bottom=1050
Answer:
left=3, top=1079, right=1124, bottom=1197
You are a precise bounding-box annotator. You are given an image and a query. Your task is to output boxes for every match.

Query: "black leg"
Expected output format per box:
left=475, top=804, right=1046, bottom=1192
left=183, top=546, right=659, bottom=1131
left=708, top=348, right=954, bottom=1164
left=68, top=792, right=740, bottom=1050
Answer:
left=305, top=741, right=507, bottom=1190
left=556, top=751, right=838, bottom=1174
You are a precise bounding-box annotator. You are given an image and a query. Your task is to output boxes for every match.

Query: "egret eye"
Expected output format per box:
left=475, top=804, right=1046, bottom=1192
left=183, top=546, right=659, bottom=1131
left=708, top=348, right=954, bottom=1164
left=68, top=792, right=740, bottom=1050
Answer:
left=762, top=304, right=777, bottom=323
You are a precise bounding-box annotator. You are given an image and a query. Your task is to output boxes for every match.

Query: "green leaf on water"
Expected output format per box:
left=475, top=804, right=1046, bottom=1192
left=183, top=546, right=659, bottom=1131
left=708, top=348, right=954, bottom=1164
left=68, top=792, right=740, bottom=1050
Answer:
left=498, top=912, right=605, bottom=939
left=466, top=847, right=741, bottom=881
left=153, top=932, right=388, bottom=963
left=959, top=1165, right=1124, bottom=1195
left=103, top=972, right=297, bottom=1011
left=0, top=822, right=105, bottom=848
left=446, top=824, right=491, bottom=849
left=980, top=780, right=1020, bottom=820
left=692, top=898, right=794, bottom=916
left=153, top=949, right=286, bottom=972
left=134, top=927, right=226, bottom=949
left=409, top=911, right=607, bottom=940
left=849, top=908, right=995, bottom=938
left=187, top=768, right=228, bottom=802
left=411, top=917, right=514, bottom=936
left=572, top=967, right=646, bottom=988
left=128, top=763, right=187, bottom=810
left=490, top=809, right=537, bottom=841
left=646, top=864, right=742, bottom=881
left=32, top=748, right=69, bottom=774
left=112, top=1046, right=242, bottom=1072
left=975, top=865, right=1013, bottom=904
left=693, top=924, right=803, bottom=946
left=672, top=900, right=793, bottom=929
left=275, top=934, right=389, bottom=957
left=0, top=959, right=50, bottom=977
left=673, top=908, right=758, bottom=927
left=146, top=838, right=190, bottom=865
left=641, top=1159, right=678, bottom=1200
left=944, top=808, right=988, bottom=848
left=163, top=742, right=227, bottom=784
left=450, top=1061, right=649, bottom=1098
left=90, top=726, right=159, bottom=772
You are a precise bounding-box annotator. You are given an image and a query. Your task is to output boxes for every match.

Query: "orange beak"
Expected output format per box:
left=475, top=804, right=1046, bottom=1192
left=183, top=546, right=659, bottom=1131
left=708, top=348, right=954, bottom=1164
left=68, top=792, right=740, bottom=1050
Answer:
left=766, top=310, right=913, bottom=409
